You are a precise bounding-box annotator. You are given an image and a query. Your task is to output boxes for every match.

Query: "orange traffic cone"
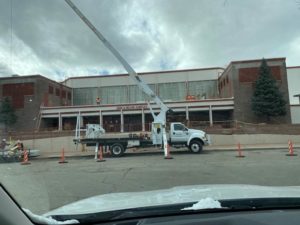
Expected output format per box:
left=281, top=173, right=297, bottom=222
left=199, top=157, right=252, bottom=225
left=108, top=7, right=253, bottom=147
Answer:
left=286, top=140, right=297, bottom=156
left=58, top=148, right=68, bottom=163
left=235, top=142, right=245, bottom=158
left=97, top=146, right=106, bottom=162
left=164, top=144, right=173, bottom=159
left=21, top=150, right=31, bottom=165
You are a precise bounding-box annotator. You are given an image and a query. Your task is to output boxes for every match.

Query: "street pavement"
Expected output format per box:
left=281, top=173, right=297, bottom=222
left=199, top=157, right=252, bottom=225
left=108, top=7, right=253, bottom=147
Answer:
left=1, top=148, right=300, bottom=215
left=35, top=143, right=300, bottom=159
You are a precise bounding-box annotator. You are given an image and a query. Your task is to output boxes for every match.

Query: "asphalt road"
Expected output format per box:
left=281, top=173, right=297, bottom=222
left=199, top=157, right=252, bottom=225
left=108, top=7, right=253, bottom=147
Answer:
left=1, top=148, right=300, bottom=215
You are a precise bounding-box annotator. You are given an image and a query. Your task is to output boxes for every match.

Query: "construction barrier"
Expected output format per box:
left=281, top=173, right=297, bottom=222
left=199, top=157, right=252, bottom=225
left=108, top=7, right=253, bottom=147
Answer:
left=58, top=148, right=68, bottom=163
left=235, top=142, right=245, bottom=158
left=21, top=150, right=31, bottom=165
left=97, top=146, right=106, bottom=162
left=164, top=144, right=173, bottom=160
left=286, top=140, right=297, bottom=156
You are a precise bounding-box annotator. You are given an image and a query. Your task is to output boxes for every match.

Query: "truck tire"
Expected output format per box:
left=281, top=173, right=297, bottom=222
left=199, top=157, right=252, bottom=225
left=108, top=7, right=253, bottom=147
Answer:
left=189, top=140, right=203, bottom=153
left=110, top=143, right=125, bottom=157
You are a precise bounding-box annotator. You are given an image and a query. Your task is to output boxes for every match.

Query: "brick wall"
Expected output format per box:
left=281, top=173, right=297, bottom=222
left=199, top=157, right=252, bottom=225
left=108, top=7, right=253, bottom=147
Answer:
left=239, top=66, right=281, bottom=82
left=231, top=59, right=291, bottom=123
left=0, top=75, right=72, bottom=131
left=218, top=66, right=234, bottom=98
left=37, top=77, right=71, bottom=107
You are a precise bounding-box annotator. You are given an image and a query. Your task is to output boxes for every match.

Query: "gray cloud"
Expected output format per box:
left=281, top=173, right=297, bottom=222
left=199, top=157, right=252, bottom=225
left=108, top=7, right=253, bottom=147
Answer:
left=0, top=0, right=299, bottom=80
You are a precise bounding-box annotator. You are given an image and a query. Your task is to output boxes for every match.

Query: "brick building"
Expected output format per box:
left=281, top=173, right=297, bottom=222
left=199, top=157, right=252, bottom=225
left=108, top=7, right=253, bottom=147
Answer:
left=0, top=75, right=72, bottom=131
left=219, top=58, right=291, bottom=123
left=0, top=57, right=296, bottom=132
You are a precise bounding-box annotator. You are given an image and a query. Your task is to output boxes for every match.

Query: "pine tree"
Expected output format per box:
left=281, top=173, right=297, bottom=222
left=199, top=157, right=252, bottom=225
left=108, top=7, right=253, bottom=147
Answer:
left=251, top=59, right=286, bottom=121
left=0, top=97, right=17, bottom=131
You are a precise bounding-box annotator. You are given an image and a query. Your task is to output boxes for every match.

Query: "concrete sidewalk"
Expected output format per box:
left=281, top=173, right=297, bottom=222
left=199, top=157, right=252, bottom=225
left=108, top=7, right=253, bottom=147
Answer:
left=35, top=143, right=300, bottom=160
left=206, top=143, right=300, bottom=151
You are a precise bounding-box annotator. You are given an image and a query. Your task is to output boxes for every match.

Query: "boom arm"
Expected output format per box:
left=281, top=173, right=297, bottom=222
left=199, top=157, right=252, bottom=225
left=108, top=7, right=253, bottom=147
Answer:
left=65, top=0, right=171, bottom=125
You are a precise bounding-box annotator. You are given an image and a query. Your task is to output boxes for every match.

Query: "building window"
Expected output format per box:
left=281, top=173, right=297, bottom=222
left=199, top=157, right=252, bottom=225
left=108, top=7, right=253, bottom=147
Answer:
left=49, top=85, right=54, bottom=94
left=67, top=92, right=71, bottom=100
left=56, top=88, right=60, bottom=96
left=62, top=90, right=66, bottom=99
left=226, top=76, right=229, bottom=84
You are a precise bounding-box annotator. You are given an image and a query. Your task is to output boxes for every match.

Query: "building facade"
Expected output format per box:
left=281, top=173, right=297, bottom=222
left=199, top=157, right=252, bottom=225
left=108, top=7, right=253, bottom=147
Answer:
left=219, top=58, right=291, bottom=123
left=0, top=57, right=298, bottom=132
left=0, top=75, right=72, bottom=131
left=41, top=67, right=233, bottom=132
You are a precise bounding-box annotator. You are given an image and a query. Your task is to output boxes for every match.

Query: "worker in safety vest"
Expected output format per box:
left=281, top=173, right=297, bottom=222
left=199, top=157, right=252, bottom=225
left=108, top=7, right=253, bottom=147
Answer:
left=96, top=97, right=101, bottom=105
left=14, top=140, right=24, bottom=152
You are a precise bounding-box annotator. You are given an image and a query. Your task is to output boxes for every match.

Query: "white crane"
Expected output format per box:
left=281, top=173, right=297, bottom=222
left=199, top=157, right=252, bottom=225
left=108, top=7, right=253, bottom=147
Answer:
left=65, top=0, right=173, bottom=157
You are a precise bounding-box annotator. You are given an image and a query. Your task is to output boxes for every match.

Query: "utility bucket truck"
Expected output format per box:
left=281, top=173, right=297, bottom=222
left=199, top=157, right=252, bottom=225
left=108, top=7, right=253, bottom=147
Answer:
left=66, top=0, right=211, bottom=158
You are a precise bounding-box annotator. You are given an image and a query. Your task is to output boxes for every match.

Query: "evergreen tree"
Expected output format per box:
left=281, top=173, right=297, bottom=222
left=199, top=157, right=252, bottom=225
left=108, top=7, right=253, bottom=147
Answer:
left=0, top=97, right=17, bottom=130
left=251, top=59, right=286, bottom=121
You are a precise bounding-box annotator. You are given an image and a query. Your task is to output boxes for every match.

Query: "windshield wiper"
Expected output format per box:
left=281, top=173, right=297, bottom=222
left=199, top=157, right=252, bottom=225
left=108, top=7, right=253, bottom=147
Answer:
left=51, top=201, right=227, bottom=224
left=50, top=198, right=300, bottom=224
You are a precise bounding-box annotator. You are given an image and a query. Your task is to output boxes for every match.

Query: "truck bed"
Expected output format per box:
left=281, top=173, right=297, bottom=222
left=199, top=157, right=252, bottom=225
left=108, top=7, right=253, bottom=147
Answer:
left=74, top=133, right=153, bottom=148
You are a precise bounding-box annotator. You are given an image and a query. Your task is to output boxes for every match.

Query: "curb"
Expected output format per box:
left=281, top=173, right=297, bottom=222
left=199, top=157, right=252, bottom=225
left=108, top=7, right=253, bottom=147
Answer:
left=206, top=146, right=300, bottom=151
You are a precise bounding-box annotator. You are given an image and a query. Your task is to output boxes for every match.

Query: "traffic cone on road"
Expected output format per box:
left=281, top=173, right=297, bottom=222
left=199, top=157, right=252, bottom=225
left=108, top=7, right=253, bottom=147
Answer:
left=164, top=144, right=173, bottom=160
left=58, top=148, right=68, bottom=163
left=286, top=140, right=297, bottom=156
left=21, top=150, right=31, bottom=165
left=97, top=146, right=106, bottom=162
left=235, top=142, right=245, bottom=158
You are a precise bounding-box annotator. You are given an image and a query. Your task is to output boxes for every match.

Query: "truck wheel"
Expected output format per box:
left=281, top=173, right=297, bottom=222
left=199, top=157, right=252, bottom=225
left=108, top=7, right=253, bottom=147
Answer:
left=110, top=143, right=125, bottom=157
left=189, top=140, right=203, bottom=153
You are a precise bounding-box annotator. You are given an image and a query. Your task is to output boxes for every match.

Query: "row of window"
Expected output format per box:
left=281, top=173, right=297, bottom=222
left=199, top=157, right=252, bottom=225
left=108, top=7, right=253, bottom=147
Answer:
left=72, top=81, right=218, bottom=105
left=219, top=76, right=229, bottom=90
left=48, top=85, right=71, bottom=100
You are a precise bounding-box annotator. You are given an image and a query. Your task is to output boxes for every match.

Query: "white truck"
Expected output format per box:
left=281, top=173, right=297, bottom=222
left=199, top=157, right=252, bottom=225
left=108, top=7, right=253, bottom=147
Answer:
left=74, top=122, right=210, bottom=157
left=66, top=0, right=210, bottom=158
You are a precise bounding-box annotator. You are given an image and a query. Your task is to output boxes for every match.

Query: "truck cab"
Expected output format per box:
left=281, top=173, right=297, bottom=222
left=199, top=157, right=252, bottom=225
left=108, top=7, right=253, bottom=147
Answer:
left=169, top=122, right=210, bottom=153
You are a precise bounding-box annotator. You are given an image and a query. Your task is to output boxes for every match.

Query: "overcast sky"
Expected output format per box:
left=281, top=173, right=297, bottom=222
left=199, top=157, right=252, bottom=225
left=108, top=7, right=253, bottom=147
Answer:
left=0, top=0, right=299, bottom=81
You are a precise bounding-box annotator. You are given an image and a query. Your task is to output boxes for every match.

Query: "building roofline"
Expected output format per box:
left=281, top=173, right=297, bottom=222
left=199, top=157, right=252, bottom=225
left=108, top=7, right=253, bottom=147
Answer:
left=62, top=67, right=225, bottom=82
left=287, top=66, right=300, bottom=69
left=230, top=57, right=286, bottom=65
left=0, top=74, right=71, bottom=89
left=218, top=57, right=286, bottom=80
left=0, top=74, right=41, bottom=80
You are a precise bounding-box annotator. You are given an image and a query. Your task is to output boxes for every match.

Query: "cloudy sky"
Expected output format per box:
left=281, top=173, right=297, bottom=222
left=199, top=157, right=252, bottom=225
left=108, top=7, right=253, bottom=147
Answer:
left=0, top=0, right=299, bottom=81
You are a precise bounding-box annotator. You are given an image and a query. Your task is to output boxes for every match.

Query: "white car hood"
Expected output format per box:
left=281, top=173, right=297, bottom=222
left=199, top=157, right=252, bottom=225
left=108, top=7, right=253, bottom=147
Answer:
left=44, top=184, right=300, bottom=216
left=188, top=129, right=205, bottom=135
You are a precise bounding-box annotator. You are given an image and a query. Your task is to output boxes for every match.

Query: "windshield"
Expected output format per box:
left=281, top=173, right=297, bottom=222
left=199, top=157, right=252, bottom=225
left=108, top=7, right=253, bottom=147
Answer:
left=1, top=0, right=300, bottom=224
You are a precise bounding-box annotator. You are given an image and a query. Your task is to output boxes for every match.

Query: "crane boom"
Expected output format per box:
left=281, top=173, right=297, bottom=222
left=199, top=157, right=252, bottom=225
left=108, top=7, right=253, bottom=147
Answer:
left=65, top=0, right=171, bottom=124
left=65, top=0, right=171, bottom=157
